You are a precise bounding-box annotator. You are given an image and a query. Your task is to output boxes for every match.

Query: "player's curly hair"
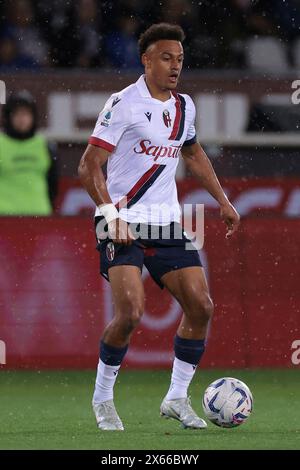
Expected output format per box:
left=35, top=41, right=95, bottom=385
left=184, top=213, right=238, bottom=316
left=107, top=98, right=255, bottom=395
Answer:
left=138, top=23, right=185, bottom=57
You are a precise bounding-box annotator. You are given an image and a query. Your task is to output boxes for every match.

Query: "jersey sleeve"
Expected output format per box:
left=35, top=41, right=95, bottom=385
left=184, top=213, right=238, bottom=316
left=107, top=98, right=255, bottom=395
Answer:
left=182, top=95, right=197, bottom=147
left=88, top=95, right=131, bottom=152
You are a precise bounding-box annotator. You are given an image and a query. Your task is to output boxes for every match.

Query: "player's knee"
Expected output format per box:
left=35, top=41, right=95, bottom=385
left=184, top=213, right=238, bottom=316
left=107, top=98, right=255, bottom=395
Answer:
left=127, top=309, right=143, bottom=331
left=189, top=293, right=214, bottom=325
left=199, top=295, right=214, bottom=324
left=120, top=297, right=144, bottom=332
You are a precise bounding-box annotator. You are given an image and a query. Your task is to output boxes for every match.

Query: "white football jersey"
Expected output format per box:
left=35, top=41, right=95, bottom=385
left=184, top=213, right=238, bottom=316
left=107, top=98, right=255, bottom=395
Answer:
left=89, top=75, right=197, bottom=225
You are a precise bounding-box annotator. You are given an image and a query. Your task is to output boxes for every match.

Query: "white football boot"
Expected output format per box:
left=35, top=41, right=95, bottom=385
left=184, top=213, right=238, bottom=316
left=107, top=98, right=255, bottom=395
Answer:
left=160, top=396, right=207, bottom=429
left=92, top=400, right=124, bottom=431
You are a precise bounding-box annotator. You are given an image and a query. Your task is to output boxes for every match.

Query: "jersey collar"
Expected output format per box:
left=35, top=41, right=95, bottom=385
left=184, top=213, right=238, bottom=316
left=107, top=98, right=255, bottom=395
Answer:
left=136, top=75, right=152, bottom=98
left=136, top=75, right=174, bottom=103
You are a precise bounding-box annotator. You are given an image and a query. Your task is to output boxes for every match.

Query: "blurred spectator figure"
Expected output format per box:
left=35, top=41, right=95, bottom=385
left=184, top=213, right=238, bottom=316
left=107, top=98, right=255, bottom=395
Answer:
left=105, top=15, right=141, bottom=69
left=0, top=0, right=299, bottom=70
left=158, top=0, right=196, bottom=28
left=3, top=0, right=49, bottom=67
left=0, top=33, right=38, bottom=70
left=247, top=0, right=277, bottom=37
left=74, top=0, right=103, bottom=68
left=0, top=92, right=58, bottom=215
left=35, top=0, right=76, bottom=67
left=157, top=0, right=198, bottom=67
left=222, top=0, right=251, bottom=66
left=272, top=0, right=300, bottom=41
left=247, top=0, right=300, bottom=67
left=115, top=0, right=159, bottom=31
left=191, top=0, right=253, bottom=68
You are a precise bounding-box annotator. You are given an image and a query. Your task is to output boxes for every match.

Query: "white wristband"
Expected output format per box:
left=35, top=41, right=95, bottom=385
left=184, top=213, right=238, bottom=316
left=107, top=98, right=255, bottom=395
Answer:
left=99, top=203, right=119, bottom=224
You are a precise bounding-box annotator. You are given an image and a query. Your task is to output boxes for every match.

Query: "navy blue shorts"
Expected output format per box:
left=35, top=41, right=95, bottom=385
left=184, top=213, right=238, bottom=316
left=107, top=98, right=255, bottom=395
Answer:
left=95, top=217, right=202, bottom=289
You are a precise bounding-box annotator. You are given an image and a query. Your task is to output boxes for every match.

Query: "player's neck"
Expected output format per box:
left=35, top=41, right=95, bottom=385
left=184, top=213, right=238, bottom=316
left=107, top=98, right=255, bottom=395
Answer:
left=144, top=76, right=172, bottom=102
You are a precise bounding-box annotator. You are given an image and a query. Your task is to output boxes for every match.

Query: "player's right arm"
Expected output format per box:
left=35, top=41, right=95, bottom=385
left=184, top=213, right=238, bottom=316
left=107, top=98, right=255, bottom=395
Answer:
left=78, top=144, right=134, bottom=245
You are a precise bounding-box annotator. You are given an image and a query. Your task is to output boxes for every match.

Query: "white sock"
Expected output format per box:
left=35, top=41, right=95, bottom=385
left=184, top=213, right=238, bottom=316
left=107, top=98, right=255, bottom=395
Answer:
left=92, top=359, right=121, bottom=404
left=165, top=357, right=197, bottom=400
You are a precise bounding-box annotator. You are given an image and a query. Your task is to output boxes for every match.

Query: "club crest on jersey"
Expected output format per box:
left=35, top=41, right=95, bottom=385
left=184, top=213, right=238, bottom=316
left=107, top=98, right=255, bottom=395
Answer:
left=163, top=109, right=172, bottom=127
left=106, top=242, right=115, bottom=261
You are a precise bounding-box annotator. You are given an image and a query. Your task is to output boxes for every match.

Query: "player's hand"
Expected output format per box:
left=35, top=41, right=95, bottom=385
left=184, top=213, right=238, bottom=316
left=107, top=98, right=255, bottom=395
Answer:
left=108, top=218, right=135, bottom=245
left=220, top=202, right=240, bottom=238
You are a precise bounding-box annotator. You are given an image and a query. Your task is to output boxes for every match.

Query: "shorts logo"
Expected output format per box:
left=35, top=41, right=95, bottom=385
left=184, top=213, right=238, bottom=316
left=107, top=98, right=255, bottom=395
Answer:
left=106, top=242, right=115, bottom=261
left=163, top=109, right=172, bottom=127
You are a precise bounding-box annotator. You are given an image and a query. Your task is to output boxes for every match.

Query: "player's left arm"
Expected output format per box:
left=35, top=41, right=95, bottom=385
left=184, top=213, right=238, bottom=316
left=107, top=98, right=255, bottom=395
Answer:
left=181, top=142, right=240, bottom=238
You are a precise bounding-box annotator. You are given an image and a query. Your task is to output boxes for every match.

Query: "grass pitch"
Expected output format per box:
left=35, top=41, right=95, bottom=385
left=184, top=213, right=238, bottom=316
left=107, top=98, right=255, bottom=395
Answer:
left=0, top=369, right=299, bottom=450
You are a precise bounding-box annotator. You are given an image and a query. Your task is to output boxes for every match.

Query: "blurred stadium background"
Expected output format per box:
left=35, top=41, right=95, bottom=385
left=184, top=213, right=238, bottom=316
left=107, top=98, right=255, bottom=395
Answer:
left=0, top=0, right=300, bottom=450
